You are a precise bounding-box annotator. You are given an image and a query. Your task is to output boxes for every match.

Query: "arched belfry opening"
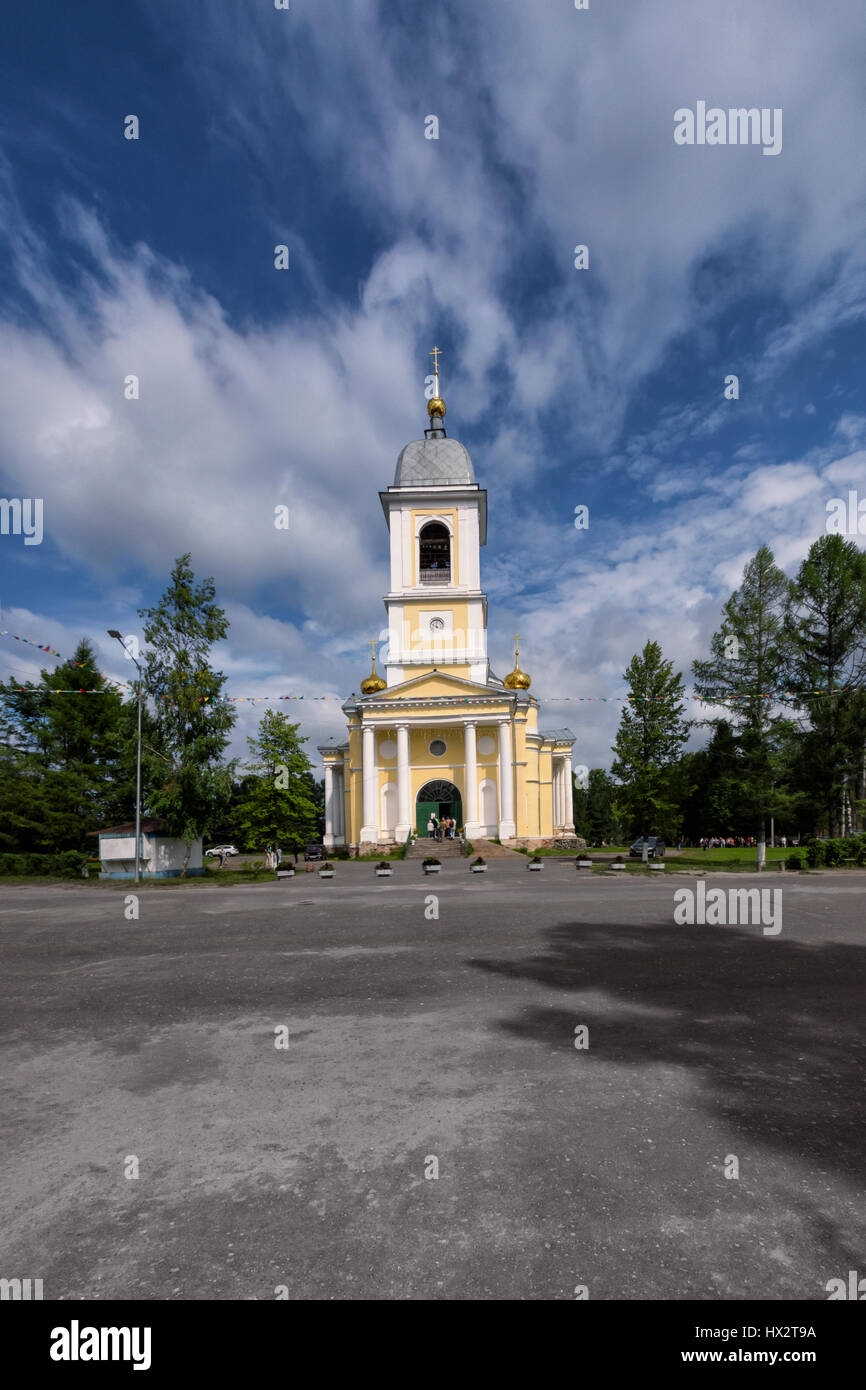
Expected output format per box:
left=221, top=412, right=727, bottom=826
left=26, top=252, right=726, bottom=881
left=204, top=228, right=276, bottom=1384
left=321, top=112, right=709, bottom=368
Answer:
left=419, top=521, right=451, bottom=584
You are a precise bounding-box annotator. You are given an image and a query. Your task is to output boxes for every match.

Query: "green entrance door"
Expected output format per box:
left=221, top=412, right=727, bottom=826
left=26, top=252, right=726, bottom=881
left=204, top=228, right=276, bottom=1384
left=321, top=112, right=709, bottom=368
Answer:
left=416, top=781, right=463, bottom=836
left=416, top=801, right=439, bottom=836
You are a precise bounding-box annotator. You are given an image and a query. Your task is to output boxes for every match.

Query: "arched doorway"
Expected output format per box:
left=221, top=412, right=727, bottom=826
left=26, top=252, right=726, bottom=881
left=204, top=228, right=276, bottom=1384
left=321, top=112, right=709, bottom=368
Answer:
left=416, top=780, right=462, bottom=835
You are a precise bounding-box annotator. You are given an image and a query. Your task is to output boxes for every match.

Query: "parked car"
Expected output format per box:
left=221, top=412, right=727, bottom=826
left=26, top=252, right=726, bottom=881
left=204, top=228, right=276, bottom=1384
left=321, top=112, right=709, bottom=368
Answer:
left=630, top=836, right=666, bottom=859
left=205, top=844, right=240, bottom=858
left=304, top=843, right=327, bottom=861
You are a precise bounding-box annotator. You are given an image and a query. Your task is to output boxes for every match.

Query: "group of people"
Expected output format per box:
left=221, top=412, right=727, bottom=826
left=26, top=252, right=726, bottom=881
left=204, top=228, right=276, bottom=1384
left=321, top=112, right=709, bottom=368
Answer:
left=426, top=814, right=458, bottom=841
left=699, top=835, right=797, bottom=850
left=264, top=843, right=283, bottom=869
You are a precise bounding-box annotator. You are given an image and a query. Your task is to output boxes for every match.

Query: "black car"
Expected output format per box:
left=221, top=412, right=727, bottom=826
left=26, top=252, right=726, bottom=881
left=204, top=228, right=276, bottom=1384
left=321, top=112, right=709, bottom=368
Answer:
left=304, top=843, right=326, bottom=861
left=630, top=836, right=666, bottom=859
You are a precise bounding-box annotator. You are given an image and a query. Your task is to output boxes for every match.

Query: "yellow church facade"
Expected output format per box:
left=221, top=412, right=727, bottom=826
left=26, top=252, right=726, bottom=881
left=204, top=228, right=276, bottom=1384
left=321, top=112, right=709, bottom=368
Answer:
left=318, top=368, right=575, bottom=850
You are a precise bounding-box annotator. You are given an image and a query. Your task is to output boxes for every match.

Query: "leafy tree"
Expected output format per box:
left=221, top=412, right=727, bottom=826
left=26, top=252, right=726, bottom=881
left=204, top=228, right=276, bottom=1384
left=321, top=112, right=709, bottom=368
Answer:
left=785, top=535, right=866, bottom=835
left=138, top=555, right=236, bottom=875
left=693, top=546, right=792, bottom=864
left=610, top=641, right=690, bottom=840
left=234, top=710, right=318, bottom=854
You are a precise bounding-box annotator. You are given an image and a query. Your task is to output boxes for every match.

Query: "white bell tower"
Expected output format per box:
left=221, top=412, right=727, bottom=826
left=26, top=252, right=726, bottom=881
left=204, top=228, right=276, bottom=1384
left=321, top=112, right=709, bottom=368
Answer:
left=378, top=353, right=490, bottom=686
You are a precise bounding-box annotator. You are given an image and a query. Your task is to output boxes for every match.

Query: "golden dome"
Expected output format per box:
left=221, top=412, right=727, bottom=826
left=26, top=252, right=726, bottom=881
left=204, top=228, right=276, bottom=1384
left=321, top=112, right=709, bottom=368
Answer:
left=504, top=663, right=531, bottom=690
left=504, top=636, right=531, bottom=689
left=427, top=395, right=446, bottom=418
left=360, top=655, right=387, bottom=695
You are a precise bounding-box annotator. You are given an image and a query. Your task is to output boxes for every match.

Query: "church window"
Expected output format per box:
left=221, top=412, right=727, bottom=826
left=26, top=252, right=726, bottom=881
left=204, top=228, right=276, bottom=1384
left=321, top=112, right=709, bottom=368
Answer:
left=419, top=522, right=451, bottom=584
left=429, top=738, right=447, bottom=757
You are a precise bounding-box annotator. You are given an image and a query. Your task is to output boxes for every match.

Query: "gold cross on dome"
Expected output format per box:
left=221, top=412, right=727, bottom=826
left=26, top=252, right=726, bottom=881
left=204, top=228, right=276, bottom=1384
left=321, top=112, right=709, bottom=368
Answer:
left=514, top=632, right=521, bottom=655
left=369, top=637, right=378, bottom=660
left=429, top=345, right=442, bottom=377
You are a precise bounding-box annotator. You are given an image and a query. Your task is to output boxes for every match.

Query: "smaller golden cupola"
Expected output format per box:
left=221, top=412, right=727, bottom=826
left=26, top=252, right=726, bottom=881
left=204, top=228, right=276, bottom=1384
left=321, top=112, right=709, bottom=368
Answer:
left=504, top=633, right=531, bottom=690
left=360, top=639, right=387, bottom=695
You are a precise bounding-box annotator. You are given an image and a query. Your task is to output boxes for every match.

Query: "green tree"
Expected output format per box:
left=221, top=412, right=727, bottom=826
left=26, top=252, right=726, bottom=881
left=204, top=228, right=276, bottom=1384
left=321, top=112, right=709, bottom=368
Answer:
left=235, top=710, right=318, bottom=853
left=0, top=639, right=135, bottom=853
left=610, top=641, right=690, bottom=840
left=785, top=535, right=866, bottom=835
left=138, top=555, right=236, bottom=875
left=693, top=545, right=792, bottom=865
left=585, top=768, right=619, bottom=845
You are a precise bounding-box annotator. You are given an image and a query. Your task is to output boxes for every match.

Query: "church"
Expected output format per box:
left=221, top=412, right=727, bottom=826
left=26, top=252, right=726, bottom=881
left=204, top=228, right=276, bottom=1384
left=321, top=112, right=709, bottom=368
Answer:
left=319, top=356, right=575, bottom=851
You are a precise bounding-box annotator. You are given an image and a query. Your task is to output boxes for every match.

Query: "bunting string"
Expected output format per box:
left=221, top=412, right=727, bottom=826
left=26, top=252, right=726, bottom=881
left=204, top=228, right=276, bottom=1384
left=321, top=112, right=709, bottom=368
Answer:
left=0, top=631, right=131, bottom=690
left=0, top=629, right=857, bottom=706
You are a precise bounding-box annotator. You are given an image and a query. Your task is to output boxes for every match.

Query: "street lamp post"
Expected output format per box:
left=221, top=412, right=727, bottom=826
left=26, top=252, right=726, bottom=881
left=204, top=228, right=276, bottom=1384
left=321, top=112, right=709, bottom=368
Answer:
left=108, top=630, right=143, bottom=885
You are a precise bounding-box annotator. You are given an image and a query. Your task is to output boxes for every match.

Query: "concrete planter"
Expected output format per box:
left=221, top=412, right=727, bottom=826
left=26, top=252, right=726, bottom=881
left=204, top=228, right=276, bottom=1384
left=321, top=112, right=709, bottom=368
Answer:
left=276, top=869, right=295, bottom=879
left=375, top=869, right=393, bottom=878
left=576, top=859, right=593, bottom=869
left=470, top=864, right=487, bottom=873
left=649, top=862, right=665, bottom=871
left=423, top=864, right=441, bottom=874
left=528, top=861, right=543, bottom=871
left=610, top=862, right=626, bottom=871
left=318, top=869, right=335, bottom=879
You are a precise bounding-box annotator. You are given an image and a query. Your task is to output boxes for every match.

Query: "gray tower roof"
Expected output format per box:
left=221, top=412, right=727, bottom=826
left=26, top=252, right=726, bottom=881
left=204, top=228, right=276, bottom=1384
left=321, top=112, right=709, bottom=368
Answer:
left=394, top=434, right=476, bottom=486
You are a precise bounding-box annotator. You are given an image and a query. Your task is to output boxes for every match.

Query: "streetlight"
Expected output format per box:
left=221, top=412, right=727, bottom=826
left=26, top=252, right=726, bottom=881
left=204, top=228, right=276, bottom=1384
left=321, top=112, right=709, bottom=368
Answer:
left=108, top=630, right=143, bottom=885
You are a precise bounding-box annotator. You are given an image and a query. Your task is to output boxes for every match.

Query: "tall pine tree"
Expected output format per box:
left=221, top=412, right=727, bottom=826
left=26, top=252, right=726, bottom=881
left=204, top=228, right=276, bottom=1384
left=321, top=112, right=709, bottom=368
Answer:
left=786, top=534, right=866, bottom=834
left=0, top=639, right=134, bottom=852
left=610, top=641, right=690, bottom=840
left=139, top=555, right=236, bottom=874
left=693, top=546, right=791, bottom=864
left=235, top=711, right=319, bottom=854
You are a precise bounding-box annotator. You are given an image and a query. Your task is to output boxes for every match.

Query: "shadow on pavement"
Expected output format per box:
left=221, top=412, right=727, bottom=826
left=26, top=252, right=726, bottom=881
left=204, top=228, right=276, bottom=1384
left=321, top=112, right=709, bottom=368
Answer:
left=467, top=918, right=866, bottom=1186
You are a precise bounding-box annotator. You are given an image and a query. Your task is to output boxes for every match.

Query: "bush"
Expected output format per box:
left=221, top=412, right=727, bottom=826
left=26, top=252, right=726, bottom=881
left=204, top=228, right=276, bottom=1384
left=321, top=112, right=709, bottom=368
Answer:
left=0, top=850, right=88, bottom=877
left=422, top=857, right=440, bottom=866
left=805, top=840, right=826, bottom=868
left=824, top=839, right=843, bottom=867
left=56, top=850, right=89, bottom=878
left=785, top=853, right=804, bottom=871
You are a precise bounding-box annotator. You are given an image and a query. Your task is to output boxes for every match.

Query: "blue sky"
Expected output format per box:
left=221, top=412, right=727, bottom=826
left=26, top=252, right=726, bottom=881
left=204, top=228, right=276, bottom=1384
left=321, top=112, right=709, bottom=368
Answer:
left=1, top=0, right=864, bottom=770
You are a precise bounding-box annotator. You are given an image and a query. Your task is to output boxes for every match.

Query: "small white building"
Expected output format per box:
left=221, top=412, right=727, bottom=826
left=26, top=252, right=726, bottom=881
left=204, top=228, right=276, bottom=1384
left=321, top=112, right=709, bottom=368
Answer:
left=95, top=819, right=204, bottom=879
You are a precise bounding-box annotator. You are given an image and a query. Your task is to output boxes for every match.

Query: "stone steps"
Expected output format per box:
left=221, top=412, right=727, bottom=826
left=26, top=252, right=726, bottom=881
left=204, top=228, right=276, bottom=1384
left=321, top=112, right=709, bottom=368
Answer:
left=405, top=837, right=466, bottom=859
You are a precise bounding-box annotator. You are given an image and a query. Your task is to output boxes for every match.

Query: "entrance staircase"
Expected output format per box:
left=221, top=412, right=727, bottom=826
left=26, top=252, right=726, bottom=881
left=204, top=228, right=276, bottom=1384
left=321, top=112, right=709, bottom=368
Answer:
left=406, top=836, right=466, bottom=860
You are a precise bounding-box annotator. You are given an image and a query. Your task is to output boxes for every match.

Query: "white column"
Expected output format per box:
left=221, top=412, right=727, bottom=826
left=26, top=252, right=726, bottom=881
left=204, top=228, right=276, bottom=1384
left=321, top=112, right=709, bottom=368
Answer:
left=324, top=764, right=335, bottom=850
left=464, top=721, right=480, bottom=836
left=555, top=759, right=564, bottom=829
left=498, top=718, right=516, bottom=839
left=563, top=759, right=575, bottom=832
left=335, top=768, right=345, bottom=843
left=360, top=725, right=378, bottom=844
left=396, top=724, right=412, bottom=841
